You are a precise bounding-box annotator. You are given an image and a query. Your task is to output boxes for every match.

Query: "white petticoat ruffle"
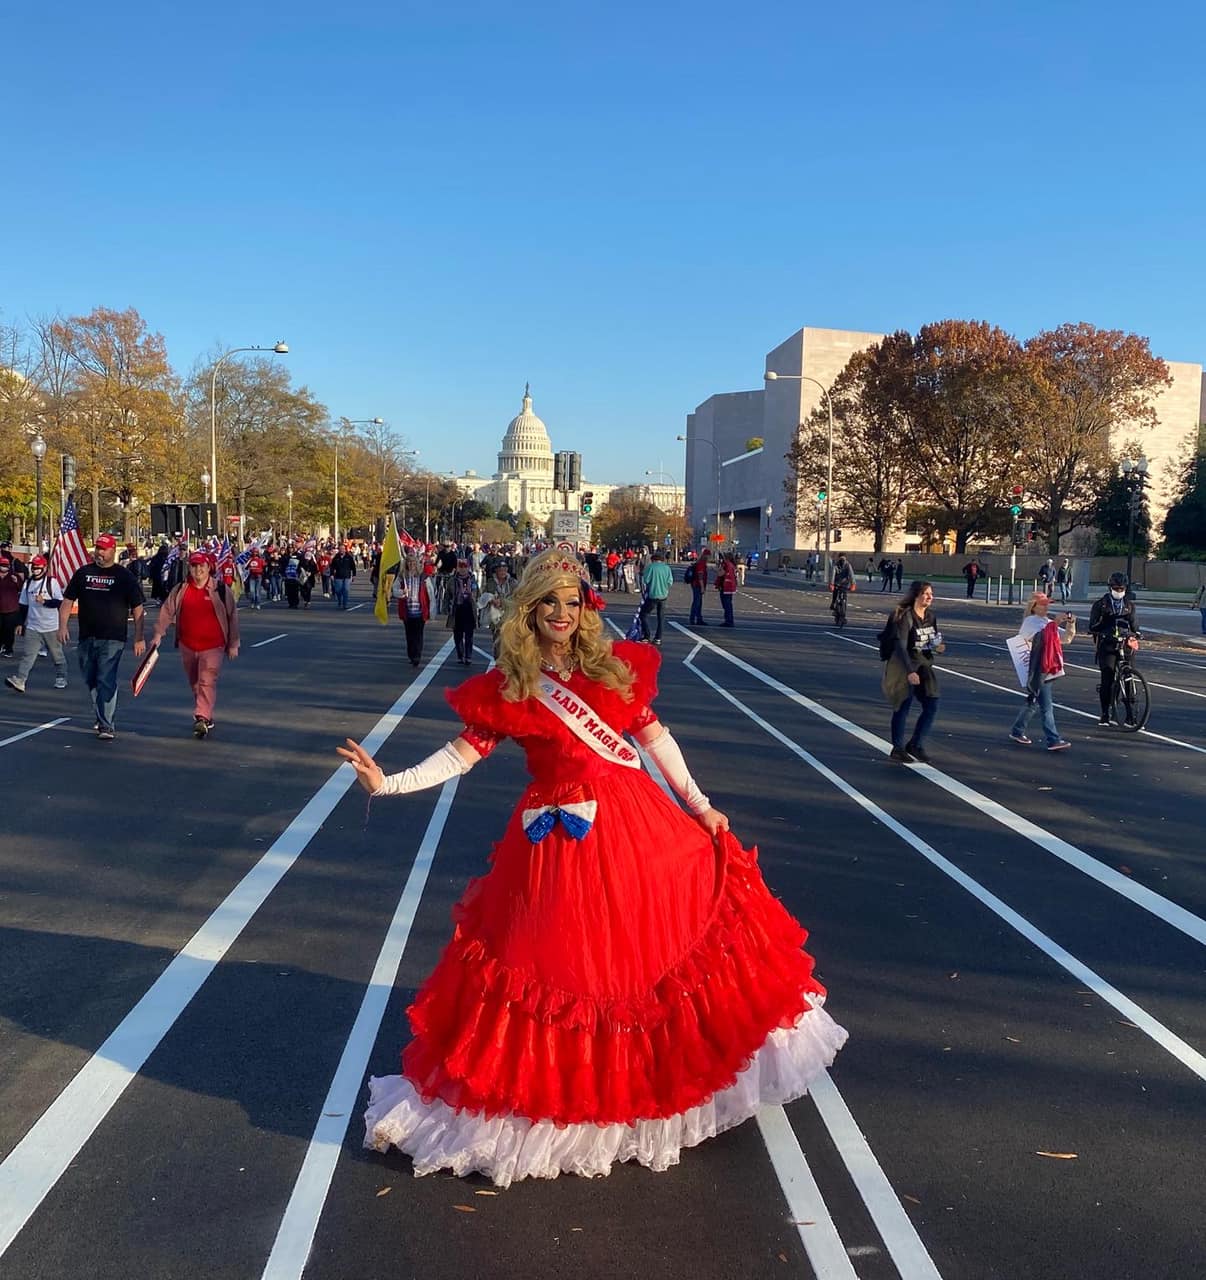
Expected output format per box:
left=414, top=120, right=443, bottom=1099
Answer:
left=364, top=997, right=848, bottom=1188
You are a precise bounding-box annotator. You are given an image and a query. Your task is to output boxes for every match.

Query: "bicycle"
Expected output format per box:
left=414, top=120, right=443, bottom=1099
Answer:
left=1102, top=631, right=1150, bottom=732
left=830, top=586, right=848, bottom=628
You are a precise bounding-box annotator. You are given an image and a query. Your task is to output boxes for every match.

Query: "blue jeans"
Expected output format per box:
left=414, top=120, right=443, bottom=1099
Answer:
left=720, top=592, right=735, bottom=625
left=1012, top=680, right=1060, bottom=746
left=248, top=576, right=263, bottom=606
left=689, top=584, right=705, bottom=623
left=77, top=637, right=125, bottom=731
left=639, top=596, right=665, bottom=640
left=333, top=578, right=350, bottom=609
left=891, top=686, right=939, bottom=750
left=1199, top=607, right=1206, bottom=635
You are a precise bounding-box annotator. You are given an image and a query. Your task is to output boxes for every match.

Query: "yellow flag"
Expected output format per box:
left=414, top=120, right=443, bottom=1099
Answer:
left=374, top=515, right=402, bottom=625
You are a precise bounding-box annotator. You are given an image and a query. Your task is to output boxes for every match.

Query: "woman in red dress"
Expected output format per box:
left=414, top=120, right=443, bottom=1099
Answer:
left=338, top=549, right=846, bottom=1187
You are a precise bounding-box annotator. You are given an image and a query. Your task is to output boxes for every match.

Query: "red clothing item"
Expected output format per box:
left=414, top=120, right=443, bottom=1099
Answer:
left=177, top=583, right=226, bottom=651
left=247, top=556, right=264, bottom=577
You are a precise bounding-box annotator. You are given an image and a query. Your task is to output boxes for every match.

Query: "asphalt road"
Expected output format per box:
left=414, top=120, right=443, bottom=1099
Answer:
left=2, top=575, right=1203, bottom=1280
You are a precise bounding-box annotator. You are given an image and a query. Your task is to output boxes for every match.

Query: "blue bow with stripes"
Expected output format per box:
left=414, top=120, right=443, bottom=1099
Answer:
left=521, top=800, right=598, bottom=844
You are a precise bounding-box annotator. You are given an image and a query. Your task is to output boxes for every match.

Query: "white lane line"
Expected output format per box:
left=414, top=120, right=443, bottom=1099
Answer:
left=1057, top=659, right=1206, bottom=700
left=0, top=639, right=457, bottom=1262
left=738, top=590, right=786, bottom=615
left=677, top=622, right=1206, bottom=945
left=0, top=716, right=71, bottom=748
left=683, top=652, right=1206, bottom=1084
left=345, top=603, right=366, bottom=612
left=808, top=1073, right=942, bottom=1280
left=755, top=1109, right=859, bottom=1279
left=252, top=633, right=289, bottom=648
left=262, top=778, right=460, bottom=1280
left=1147, top=653, right=1206, bottom=670
left=604, top=620, right=879, bottom=1276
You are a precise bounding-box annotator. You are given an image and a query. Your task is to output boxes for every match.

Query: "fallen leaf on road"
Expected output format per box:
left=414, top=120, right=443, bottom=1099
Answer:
left=1035, top=1151, right=1078, bottom=1160
left=948, top=972, right=959, bottom=979
left=322, top=1112, right=344, bottom=1117
left=1005, top=1036, right=1021, bottom=1043
left=452, top=1204, right=477, bottom=1213
left=902, top=1195, right=922, bottom=1205
left=376, top=1187, right=392, bottom=1197
left=778, top=1253, right=789, bottom=1263
left=1118, top=865, right=1133, bottom=875
left=474, top=1190, right=499, bottom=1196
left=1116, top=1020, right=1140, bottom=1029
left=789, top=1220, right=816, bottom=1226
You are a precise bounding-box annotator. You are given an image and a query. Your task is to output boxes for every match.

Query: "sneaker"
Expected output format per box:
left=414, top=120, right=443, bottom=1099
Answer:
left=204, top=719, right=215, bottom=731
left=5, top=676, right=26, bottom=693
left=97, top=727, right=115, bottom=741
left=1097, top=717, right=1111, bottom=727
left=1009, top=731, right=1032, bottom=746
left=1047, top=740, right=1071, bottom=751
left=889, top=747, right=916, bottom=763
left=905, top=744, right=930, bottom=764
left=194, top=717, right=209, bottom=738
left=53, top=676, right=67, bottom=689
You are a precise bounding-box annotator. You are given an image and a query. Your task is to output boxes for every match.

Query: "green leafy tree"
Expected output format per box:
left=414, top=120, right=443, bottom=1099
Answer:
left=1160, top=423, right=1206, bottom=558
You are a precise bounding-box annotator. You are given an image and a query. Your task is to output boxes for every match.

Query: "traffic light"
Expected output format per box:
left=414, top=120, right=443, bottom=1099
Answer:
left=553, top=451, right=568, bottom=492
left=581, top=491, right=594, bottom=515
left=567, top=451, right=582, bottom=492
left=833, top=529, right=842, bottom=543
left=1009, top=484, right=1023, bottom=518
left=817, top=488, right=827, bottom=502
left=1011, top=519, right=1024, bottom=547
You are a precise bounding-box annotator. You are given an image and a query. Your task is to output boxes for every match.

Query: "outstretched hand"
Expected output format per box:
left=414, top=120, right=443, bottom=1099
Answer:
left=337, top=738, right=384, bottom=794
left=698, top=806, right=729, bottom=838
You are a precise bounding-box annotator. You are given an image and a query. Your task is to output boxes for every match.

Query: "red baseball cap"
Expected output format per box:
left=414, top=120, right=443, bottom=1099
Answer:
left=187, top=551, right=211, bottom=566
left=95, top=534, right=117, bottom=550
left=32, top=555, right=47, bottom=566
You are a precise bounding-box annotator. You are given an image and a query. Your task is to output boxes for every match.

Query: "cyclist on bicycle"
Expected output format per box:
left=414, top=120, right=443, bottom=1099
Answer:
left=830, top=554, right=854, bottom=623
left=1088, top=571, right=1141, bottom=726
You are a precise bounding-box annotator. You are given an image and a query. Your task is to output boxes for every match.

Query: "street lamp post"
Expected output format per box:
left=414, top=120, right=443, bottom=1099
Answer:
left=676, top=434, right=721, bottom=549
left=764, top=503, right=773, bottom=571
left=209, top=341, right=289, bottom=513
left=1121, top=456, right=1149, bottom=585
left=285, top=485, right=293, bottom=542
left=765, top=371, right=835, bottom=583
left=201, top=469, right=211, bottom=503
left=30, top=434, right=47, bottom=550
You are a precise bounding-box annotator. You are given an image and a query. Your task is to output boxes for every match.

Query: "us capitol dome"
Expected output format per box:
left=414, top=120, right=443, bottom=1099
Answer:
left=446, top=384, right=683, bottom=530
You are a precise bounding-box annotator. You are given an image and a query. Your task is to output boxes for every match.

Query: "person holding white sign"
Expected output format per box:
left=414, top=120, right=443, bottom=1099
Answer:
left=338, top=547, right=845, bottom=1187
left=1008, top=591, right=1076, bottom=750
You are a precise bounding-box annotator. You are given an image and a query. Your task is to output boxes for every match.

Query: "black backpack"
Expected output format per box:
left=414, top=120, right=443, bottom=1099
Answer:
left=876, top=613, right=896, bottom=661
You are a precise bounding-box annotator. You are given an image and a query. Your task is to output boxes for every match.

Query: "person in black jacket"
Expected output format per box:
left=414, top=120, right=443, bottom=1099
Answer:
left=1088, top=572, right=1140, bottom=726
left=881, top=581, right=944, bottom=764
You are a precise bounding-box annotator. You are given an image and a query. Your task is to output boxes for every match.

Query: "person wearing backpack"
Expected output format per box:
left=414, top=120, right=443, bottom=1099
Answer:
left=150, top=551, right=240, bottom=738
left=880, top=581, right=944, bottom=764
left=283, top=552, right=303, bottom=609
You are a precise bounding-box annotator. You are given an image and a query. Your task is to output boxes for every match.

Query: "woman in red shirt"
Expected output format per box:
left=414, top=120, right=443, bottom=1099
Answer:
left=150, top=551, right=240, bottom=737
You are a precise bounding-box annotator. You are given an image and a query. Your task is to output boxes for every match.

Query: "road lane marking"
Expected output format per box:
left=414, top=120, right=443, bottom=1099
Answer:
left=755, top=1109, right=860, bottom=1279
left=603, top=622, right=893, bottom=1275
left=345, top=603, right=366, bottom=612
left=682, top=651, right=1206, bottom=1083
left=808, top=1073, right=942, bottom=1280
left=252, top=633, right=289, bottom=648
left=677, top=622, right=1206, bottom=945
left=0, top=639, right=457, bottom=1262
left=0, top=716, right=71, bottom=748
left=262, top=778, right=460, bottom=1280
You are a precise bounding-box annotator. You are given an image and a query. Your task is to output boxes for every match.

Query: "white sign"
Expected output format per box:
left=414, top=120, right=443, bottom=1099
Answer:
left=551, top=511, right=578, bottom=537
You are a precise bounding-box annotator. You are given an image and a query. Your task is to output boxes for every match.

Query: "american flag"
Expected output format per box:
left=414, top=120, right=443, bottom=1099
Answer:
left=161, top=539, right=185, bottom=584
left=400, top=528, right=418, bottom=548
left=48, top=498, right=89, bottom=594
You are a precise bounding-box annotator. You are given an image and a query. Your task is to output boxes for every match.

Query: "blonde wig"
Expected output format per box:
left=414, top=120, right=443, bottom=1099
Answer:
left=495, top=550, right=636, bottom=703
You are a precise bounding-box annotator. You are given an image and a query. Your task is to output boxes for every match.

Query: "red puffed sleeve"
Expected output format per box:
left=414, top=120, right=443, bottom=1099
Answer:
left=612, top=640, right=661, bottom=730
left=446, top=670, right=513, bottom=750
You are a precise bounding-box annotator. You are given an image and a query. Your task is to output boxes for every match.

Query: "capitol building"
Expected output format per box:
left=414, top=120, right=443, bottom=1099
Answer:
left=446, top=384, right=683, bottom=523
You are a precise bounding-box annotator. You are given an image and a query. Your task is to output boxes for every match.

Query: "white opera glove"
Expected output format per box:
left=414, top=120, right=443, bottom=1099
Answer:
left=372, top=742, right=470, bottom=797
left=642, top=728, right=712, bottom=815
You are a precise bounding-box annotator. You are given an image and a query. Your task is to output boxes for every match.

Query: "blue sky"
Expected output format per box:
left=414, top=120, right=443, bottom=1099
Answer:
left=3, top=1, right=1203, bottom=486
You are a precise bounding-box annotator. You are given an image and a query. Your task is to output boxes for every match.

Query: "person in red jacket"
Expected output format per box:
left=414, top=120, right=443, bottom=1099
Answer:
left=715, top=553, right=737, bottom=627
left=245, top=549, right=266, bottom=609
left=688, top=550, right=710, bottom=625
left=150, top=551, right=240, bottom=737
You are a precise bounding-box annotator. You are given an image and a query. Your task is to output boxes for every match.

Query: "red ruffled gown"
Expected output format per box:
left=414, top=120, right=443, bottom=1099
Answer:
left=365, top=642, right=847, bottom=1185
